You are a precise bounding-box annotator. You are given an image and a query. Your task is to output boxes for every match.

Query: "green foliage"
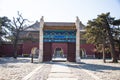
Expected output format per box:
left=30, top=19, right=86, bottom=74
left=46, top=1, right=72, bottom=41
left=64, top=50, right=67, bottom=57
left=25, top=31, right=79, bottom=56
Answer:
left=84, top=12, right=118, bottom=62
left=0, top=17, right=11, bottom=44
left=112, top=19, right=120, bottom=25
left=112, top=19, right=120, bottom=46
left=84, top=16, right=108, bottom=45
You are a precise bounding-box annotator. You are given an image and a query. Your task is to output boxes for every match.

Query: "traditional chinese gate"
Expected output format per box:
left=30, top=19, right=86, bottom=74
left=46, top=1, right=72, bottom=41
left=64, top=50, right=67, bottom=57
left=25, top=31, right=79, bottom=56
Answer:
left=43, top=30, right=76, bottom=62
left=39, top=17, right=80, bottom=62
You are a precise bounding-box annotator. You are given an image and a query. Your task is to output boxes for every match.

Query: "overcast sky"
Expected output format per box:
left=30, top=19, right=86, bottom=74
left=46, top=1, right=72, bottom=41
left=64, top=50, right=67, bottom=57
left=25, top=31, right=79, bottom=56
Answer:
left=0, top=0, right=120, bottom=25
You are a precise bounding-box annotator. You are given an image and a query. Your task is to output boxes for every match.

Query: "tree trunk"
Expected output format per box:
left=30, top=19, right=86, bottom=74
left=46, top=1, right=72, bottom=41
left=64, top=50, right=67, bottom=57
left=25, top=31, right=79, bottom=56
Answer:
left=105, top=17, right=118, bottom=63
left=13, top=32, right=19, bottom=59
left=118, top=27, right=120, bottom=58
left=106, top=27, right=118, bottom=63
left=13, top=40, right=18, bottom=59
left=110, top=44, right=118, bottom=62
left=31, top=54, right=33, bottom=63
left=102, top=43, right=106, bottom=63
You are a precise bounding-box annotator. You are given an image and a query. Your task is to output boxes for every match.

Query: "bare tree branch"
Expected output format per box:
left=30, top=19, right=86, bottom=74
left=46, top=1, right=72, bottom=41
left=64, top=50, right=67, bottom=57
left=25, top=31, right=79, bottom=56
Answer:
left=13, top=17, right=18, bottom=29
left=9, top=11, right=30, bottom=58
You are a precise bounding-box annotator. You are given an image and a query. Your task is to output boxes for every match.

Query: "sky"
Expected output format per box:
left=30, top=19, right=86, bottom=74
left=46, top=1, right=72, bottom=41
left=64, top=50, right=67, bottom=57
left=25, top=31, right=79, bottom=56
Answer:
left=0, top=0, right=120, bottom=25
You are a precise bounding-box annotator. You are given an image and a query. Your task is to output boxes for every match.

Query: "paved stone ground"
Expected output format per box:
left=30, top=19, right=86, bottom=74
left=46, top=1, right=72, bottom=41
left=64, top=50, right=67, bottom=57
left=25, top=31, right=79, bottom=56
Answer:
left=80, top=59, right=120, bottom=80
left=47, top=62, right=77, bottom=80
left=0, top=57, right=41, bottom=80
left=22, top=59, right=120, bottom=80
left=23, top=62, right=98, bottom=80
left=22, top=62, right=52, bottom=80
left=68, top=63, right=97, bottom=80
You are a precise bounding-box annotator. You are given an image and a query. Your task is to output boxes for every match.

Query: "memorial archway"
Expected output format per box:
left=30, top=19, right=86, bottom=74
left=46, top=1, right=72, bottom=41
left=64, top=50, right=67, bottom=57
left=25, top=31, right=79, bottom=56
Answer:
left=38, top=17, right=81, bottom=62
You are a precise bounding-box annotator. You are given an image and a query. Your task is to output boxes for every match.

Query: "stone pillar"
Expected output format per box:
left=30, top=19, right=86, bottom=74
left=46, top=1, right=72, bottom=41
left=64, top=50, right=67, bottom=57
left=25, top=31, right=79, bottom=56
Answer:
left=38, top=16, right=44, bottom=62
left=75, top=16, right=81, bottom=62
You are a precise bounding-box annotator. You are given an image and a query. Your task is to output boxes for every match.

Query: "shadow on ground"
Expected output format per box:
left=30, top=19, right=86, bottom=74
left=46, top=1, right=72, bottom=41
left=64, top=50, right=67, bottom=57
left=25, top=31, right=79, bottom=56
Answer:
left=0, top=57, right=38, bottom=64
left=1, top=57, right=120, bottom=73
left=43, top=61, right=120, bottom=73
left=79, top=62, right=120, bottom=72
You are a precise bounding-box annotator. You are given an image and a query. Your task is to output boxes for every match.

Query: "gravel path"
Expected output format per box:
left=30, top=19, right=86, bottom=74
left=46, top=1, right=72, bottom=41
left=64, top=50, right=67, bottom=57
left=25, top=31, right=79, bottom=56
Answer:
left=0, top=57, right=42, bottom=80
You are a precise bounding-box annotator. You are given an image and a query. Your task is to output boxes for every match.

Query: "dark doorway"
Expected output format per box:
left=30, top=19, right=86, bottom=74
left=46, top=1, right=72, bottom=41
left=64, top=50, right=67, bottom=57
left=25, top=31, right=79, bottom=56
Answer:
left=54, top=48, right=64, bottom=58
left=52, top=47, right=67, bottom=62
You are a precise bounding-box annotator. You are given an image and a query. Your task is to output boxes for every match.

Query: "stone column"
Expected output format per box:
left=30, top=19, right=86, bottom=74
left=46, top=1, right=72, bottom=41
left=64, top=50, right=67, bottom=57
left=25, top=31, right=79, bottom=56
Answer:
left=75, top=16, right=81, bottom=62
left=38, top=16, right=44, bottom=62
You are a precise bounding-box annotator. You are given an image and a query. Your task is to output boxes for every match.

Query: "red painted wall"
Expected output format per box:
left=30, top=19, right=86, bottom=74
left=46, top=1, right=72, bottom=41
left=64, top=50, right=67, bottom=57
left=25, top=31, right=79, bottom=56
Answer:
left=52, top=43, right=68, bottom=56
left=0, top=44, right=22, bottom=57
left=43, top=42, right=52, bottom=61
left=22, top=41, right=39, bottom=54
left=80, top=44, right=95, bottom=55
left=0, top=42, right=98, bottom=59
left=67, top=43, right=76, bottom=62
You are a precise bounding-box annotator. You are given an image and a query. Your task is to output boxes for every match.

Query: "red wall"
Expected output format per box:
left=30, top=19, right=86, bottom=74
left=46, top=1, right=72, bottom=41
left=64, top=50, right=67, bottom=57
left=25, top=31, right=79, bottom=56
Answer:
left=22, top=41, right=39, bottom=54
left=0, top=44, right=22, bottom=57
left=0, top=42, right=96, bottom=59
left=43, top=42, right=76, bottom=62
left=43, top=42, right=52, bottom=61
left=0, top=41, right=39, bottom=57
left=67, top=43, right=76, bottom=62
left=52, top=43, right=68, bottom=56
left=80, top=44, right=95, bottom=55
left=0, top=43, right=95, bottom=57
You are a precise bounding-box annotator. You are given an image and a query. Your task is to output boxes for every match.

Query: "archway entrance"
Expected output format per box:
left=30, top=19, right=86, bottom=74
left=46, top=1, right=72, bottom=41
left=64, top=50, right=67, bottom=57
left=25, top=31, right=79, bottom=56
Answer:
left=52, top=47, right=67, bottom=61
left=54, top=48, right=63, bottom=58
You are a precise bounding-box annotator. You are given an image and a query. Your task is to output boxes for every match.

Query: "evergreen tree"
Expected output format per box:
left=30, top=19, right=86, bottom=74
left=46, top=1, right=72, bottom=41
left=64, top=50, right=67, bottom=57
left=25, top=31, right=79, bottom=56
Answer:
left=85, top=12, right=118, bottom=63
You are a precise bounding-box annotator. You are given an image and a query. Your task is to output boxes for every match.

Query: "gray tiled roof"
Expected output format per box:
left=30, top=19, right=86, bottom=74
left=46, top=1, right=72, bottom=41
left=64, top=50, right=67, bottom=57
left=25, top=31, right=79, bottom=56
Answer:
left=26, top=21, right=40, bottom=31
left=25, top=21, right=85, bottom=31
left=44, top=22, right=75, bottom=26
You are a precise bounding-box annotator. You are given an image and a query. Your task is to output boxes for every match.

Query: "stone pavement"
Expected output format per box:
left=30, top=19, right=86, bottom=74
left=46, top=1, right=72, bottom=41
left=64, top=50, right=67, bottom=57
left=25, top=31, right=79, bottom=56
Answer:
left=22, top=62, right=99, bottom=80
left=22, top=63, right=51, bottom=80
left=47, top=62, right=77, bottom=80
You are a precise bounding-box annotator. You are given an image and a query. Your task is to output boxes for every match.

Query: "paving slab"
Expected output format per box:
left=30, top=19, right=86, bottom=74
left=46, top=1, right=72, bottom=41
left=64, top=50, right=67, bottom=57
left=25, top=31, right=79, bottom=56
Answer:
left=49, top=73, right=75, bottom=78
left=52, top=58, right=67, bottom=62
left=47, top=62, right=78, bottom=80
left=50, top=64, right=71, bottom=73
left=22, top=63, right=51, bottom=80
left=47, top=78, right=77, bottom=80
left=22, top=65, right=43, bottom=80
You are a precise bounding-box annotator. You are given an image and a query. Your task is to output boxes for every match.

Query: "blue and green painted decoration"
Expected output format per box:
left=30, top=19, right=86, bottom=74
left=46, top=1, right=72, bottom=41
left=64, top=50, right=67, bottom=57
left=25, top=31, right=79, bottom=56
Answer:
left=43, top=30, right=76, bottom=42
